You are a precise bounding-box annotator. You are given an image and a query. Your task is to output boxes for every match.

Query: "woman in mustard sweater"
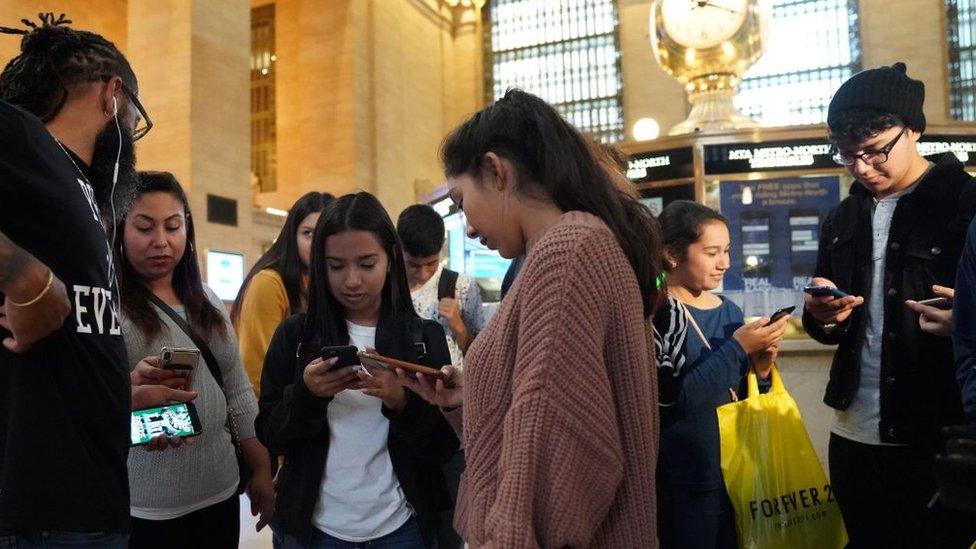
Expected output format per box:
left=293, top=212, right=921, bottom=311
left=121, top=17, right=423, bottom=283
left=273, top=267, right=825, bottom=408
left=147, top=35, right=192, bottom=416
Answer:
left=232, top=192, right=333, bottom=395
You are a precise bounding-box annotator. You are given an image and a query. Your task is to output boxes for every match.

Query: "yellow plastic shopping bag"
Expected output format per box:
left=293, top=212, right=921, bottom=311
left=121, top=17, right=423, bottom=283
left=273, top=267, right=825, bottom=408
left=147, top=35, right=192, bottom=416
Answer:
left=717, top=366, right=847, bottom=549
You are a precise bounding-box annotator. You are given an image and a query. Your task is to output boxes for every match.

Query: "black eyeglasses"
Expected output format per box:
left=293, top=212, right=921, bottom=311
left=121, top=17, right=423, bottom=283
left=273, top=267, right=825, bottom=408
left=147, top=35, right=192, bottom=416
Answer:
left=101, top=74, right=153, bottom=141
left=831, top=128, right=906, bottom=167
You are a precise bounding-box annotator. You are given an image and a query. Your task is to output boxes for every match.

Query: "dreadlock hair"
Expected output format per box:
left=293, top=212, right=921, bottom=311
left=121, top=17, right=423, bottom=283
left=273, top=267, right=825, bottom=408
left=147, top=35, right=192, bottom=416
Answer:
left=0, top=12, right=137, bottom=122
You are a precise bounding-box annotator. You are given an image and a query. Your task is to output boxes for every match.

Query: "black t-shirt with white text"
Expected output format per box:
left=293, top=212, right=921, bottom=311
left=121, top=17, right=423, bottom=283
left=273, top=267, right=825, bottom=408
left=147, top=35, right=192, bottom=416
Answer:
left=0, top=100, right=129, bottom=533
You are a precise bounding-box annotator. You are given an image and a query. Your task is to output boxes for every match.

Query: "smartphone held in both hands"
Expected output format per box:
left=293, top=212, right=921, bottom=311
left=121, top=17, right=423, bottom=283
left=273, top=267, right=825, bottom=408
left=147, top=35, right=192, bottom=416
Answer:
left=318, top=346, right=446, bottom=379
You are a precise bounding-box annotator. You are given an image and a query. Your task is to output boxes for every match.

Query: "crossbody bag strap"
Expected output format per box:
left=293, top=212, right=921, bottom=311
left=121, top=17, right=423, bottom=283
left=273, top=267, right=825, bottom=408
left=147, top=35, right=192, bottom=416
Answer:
left=682, top=307, right=712, bottom=352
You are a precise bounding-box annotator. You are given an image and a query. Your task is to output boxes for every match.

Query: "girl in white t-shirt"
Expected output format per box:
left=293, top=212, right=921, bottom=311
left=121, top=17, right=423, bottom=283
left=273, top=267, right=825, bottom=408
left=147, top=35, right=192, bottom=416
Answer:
left=256, top=192, right=458, bottom=548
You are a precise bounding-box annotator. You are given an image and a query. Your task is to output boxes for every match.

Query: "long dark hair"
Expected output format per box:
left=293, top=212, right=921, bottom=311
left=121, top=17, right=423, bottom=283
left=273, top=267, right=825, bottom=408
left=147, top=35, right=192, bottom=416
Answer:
left=115, top=171, right=226, bottom=341
left=0, top=13, right=138, bottom=122
left=231, top=191, right=333, bottom=327
left=303, top=192, right=417, bottom=346
left=441, top=88, right=663, bottom=316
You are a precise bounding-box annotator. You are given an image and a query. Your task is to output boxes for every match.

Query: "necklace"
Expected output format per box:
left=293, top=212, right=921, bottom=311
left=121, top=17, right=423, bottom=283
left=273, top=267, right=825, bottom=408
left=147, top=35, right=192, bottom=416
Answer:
left=54, top=139, right=93, bottom=186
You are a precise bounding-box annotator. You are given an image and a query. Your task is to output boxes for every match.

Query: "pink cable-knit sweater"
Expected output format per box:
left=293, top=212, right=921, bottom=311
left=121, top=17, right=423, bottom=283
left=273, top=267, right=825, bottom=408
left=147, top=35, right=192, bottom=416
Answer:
left=445, top=211, right=660, bottom=548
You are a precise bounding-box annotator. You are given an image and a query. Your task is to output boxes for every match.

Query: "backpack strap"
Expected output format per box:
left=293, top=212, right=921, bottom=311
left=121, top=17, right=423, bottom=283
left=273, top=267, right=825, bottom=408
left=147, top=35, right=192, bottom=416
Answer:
left=437, top=268, right=459, bottom=300
left=410, top=317, right=427, bottom=361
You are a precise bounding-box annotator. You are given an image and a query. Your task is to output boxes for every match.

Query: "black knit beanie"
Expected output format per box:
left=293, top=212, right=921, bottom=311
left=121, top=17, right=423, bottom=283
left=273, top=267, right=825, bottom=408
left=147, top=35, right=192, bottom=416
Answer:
left=827, top=62, right=926, bottom=132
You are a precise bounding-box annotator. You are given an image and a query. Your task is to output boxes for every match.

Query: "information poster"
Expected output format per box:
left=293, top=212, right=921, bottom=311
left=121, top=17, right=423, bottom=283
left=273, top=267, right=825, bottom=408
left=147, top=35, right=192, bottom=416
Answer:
left=720, top=176, right=840, bottom=293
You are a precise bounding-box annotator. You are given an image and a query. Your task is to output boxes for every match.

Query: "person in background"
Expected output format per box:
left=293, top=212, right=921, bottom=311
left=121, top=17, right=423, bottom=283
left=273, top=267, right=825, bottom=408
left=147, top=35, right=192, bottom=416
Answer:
left=399, top=89, right=662, bottom=546
left=397, top=204, right=484, bottom=366
left=257, top=192, right=458, bottom=548
left=397, top=203, right=484, bottom=549
left=233, top=191, right=334, bottom=397
left=803, top=62, right=976, bottom=547
left=653, top=200, right=787, bottom=548
left=115, top=171, right=274, bottom=548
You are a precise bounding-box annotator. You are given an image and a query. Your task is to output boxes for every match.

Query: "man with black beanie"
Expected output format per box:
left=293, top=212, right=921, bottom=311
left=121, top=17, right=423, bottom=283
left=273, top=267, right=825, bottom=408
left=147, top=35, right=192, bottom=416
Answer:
left=802, top=62, right=976, bottom=547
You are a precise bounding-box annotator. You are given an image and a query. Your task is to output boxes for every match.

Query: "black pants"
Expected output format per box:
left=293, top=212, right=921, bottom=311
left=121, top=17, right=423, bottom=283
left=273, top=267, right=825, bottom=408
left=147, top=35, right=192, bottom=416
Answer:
left=129, top=493, right=240, bottom=549
left=829, top=434, right=975, bottom=548
left=435, top=450, right=465, bottom=549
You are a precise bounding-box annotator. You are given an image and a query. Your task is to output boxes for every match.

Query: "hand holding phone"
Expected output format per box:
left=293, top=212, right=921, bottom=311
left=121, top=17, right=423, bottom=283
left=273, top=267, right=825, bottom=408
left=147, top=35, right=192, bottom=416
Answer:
left=803, top=277, right=864, bottom=326
left=764, top=306, right=796, bottom=327
left=357, top=351, right=446, bottom=379
left=321, top=345, right=360, bottom=371
left=303, top=355, right=361, bottom=398
left=161, top=346, right=200, bottom=380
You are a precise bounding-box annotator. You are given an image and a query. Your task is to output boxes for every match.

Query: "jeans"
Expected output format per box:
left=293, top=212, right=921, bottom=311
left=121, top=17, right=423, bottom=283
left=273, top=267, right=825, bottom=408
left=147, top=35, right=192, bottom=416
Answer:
left=0, top=532, right=127, bottom=548
left=275, top=518, right=425, bottom=549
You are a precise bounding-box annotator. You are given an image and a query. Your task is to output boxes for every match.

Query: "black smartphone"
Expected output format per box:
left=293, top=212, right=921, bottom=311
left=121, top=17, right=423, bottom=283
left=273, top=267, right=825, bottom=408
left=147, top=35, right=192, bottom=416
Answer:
left=917, top=297, right=953, bottom=310
left=765, top=305, right=796, bottom=326
left=321, top=345, right=360, bottom=372
left=803, top=285, right=850, bottom=299
left=130, top=402, right=202, bottom=447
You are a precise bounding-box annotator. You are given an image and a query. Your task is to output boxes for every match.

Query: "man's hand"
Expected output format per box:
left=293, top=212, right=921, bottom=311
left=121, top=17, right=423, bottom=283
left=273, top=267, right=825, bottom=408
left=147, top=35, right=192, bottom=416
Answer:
left=0, top=261, right=70, bottom=353
left=906, top=285, right=955, bottom=338
left=803, top=277, right=864, bottom=326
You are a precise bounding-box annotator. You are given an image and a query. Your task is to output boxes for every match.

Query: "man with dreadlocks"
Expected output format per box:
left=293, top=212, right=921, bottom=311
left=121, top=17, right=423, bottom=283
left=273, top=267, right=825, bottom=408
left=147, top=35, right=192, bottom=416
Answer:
left=0, top=13, right=151, bottom=547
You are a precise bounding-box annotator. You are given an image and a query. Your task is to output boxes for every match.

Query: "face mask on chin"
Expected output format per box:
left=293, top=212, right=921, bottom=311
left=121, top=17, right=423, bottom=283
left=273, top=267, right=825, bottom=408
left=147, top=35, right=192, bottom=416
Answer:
left=89, top=118, right=138, bottom=219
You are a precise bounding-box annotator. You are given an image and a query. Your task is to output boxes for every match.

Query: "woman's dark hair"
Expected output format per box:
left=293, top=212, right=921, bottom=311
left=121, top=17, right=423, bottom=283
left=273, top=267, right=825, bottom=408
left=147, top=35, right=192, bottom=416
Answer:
left=658, top=200, right=728, bottom=266
left=231, top=191, right=334, bottom=327
left=828, top=108, right=905, bottom=149
left=440, top=88, right=662, bottom=316
left=115, top=171, right=226, bottom=341
left=0, top=13, right=137, bottom=122
left=303, top=192, right=417, bottom=346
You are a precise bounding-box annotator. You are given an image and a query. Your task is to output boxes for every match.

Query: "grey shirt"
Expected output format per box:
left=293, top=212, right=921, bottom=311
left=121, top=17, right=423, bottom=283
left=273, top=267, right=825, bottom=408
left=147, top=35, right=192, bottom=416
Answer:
left=124, top=286, right=258, bottom=519
left=832, top=182, right=919, bottom=446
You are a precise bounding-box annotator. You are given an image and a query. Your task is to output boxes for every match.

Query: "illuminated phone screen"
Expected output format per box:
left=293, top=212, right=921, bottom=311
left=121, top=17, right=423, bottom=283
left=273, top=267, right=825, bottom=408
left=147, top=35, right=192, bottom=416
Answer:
left=130, top=403, right=198, bottom=446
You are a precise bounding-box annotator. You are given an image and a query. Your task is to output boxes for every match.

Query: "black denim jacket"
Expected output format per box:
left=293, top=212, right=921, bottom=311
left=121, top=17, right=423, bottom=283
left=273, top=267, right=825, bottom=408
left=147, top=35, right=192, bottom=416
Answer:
left=802, top=153, right=976, bottom=445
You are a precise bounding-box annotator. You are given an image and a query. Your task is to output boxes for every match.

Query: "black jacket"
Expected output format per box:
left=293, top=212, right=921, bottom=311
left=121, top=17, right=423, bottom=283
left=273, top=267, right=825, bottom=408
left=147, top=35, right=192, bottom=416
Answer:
left=256, top=312, right=460, bottom=545
left=803, top=153, right=976, bottom=446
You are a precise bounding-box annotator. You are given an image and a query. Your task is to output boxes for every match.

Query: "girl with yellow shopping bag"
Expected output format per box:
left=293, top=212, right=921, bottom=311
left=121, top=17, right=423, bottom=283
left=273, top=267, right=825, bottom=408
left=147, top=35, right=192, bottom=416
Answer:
left=653, top=201, right=789, bottom=548
left=717, top=367, right=848, bottom=549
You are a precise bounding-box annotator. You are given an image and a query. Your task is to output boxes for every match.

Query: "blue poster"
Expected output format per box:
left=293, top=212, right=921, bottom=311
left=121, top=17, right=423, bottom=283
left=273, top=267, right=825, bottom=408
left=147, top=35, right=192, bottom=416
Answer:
left=720, top=176, right=841, bottom=292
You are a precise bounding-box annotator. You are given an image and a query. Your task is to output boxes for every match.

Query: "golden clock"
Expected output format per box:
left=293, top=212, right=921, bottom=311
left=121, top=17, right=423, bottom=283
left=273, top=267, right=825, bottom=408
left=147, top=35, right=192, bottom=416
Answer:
left=650, top=0, right=771, bottom=135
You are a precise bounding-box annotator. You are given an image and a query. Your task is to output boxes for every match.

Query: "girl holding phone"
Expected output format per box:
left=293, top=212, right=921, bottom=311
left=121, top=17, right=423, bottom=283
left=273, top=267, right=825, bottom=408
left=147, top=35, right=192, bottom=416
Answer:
left=399, top=89, right=662, bottom=546
left=653, top=200, right=788, bottom=548
left=256, top=192, right=458, bottom=548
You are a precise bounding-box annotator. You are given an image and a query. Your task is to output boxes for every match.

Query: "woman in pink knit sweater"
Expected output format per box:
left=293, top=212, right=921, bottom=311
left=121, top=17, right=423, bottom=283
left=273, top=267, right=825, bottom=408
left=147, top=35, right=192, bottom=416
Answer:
left=399, top=89, right=663, bottom=548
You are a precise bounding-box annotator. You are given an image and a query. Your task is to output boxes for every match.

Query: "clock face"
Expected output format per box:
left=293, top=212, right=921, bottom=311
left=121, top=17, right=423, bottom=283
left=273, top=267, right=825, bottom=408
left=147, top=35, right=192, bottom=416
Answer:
left=661, top=0, right=749, bottom=49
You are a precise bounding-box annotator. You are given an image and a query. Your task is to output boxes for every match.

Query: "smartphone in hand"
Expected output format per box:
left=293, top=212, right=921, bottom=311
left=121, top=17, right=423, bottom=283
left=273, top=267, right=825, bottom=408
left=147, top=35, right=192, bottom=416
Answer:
left=803, top=286, right=850, bottom=299
left=764, top=306, right=796, bottom=327
left=321, top=345, right=361, bottom=372
left=916, top=297, right=952, bottom=310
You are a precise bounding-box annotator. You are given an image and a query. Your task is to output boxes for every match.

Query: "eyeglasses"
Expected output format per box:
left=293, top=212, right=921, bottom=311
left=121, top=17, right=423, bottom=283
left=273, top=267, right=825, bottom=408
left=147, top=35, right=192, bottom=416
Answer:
left=831, top=129, right=906, bottom=167
left=101, top=74, right=153, bottom=141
